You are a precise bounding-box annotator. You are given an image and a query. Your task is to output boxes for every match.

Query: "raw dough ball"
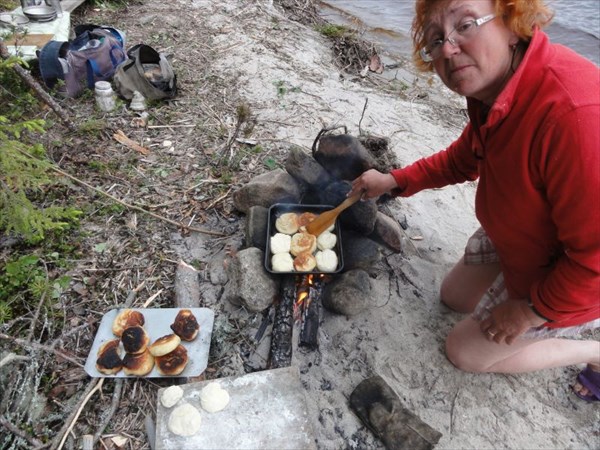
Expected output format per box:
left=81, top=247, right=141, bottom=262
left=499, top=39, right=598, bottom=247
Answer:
left=161, top=385, right=184, bottom=408
left=168, top=403, right=202, bottom=436
left=317, top=231, right=337, bottom=250
left=272, top=252, right=294, bottom=272
left=200, top=382, right=230, bottom=413
left=270, top=233, right=291, bottom=254
left=316, top=249, right=338, bottom=272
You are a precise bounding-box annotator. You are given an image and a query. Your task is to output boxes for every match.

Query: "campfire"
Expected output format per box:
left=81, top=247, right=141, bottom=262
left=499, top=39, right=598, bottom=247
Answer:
left=295, top=274, right=329, bottom=349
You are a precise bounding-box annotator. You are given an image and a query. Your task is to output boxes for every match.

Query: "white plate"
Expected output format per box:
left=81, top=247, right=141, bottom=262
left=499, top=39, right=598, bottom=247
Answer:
left=84, top=308, right=214, bottom=378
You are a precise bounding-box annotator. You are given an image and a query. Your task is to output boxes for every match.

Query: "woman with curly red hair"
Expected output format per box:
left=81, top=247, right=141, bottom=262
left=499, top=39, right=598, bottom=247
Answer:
left=350, top=0, right=600, bottom=401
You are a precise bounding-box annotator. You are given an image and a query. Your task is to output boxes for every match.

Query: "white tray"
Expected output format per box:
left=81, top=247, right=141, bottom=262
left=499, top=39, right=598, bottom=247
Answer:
left=84, top=308, right=214, bottom=378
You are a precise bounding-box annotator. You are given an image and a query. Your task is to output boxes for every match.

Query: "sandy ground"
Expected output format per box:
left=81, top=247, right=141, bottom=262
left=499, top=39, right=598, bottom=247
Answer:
left=173, top=1, right=599, bottom=448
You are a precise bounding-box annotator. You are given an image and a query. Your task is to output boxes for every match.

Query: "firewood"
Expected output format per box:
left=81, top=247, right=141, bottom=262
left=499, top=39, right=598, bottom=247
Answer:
left=269, top=276, right=295, bottom=368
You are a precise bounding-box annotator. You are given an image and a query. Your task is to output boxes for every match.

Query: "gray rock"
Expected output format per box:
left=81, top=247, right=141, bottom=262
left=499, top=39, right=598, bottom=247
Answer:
left=222, top=247, right=278, bottom=312
left=285, top=145, right=332, bottom=190
left=369, top=211, right=403, bottom=253
left=322, top=269, right=372, bottom=316
left=313, top=132, right=378, bottom=181
left=232, top=169, right=302, bottom=214
left=341, top=230, right=381, bottom=271
left=245, top=205, right=269, bottom=250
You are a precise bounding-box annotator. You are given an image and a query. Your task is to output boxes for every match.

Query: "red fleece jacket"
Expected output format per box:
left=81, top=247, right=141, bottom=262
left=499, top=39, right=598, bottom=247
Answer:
left=390, top=30, right=600, bottom=328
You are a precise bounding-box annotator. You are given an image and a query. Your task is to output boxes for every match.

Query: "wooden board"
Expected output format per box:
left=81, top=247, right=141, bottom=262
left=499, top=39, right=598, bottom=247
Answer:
left=155, top=366, right=317, bottom=449
left=4, top=33, right=54, bottom=48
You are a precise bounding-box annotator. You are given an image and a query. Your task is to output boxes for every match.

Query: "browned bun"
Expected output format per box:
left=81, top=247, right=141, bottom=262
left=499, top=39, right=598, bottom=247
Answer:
left=121, top=326, right=149, bottom=355
left=275, top=212, right=299, bottom=235
left=96, top=339, right=123, bottom=375
left=123, top=348, right=154, bottom=376
left=297, top=212, right=317, bottom=227
left=148, top=333, right=181, bottom=357
left=170, top=309, right=200, bottom=342
left=155, top=344, right=188, bottom=376
left=112, top=309, right=145, bottom=337
left=290, top=232, right=317, bottom=256
left=293, top=252, right=317, bottom=272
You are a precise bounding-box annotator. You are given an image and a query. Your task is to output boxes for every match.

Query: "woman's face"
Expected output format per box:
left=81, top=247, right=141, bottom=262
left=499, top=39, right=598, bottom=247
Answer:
left=425, top=0, right=519, bottom=104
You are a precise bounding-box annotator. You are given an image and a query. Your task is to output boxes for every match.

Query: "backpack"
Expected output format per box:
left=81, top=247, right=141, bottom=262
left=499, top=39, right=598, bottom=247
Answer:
left=38, top=25, right=127, bottom=98
left=113, top=44, right=177, bottom=101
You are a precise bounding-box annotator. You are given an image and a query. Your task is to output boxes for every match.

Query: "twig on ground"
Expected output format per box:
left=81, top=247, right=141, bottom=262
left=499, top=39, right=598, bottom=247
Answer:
left=92, top=379, right=124, bottom=448
left=204, top=188, right=232, bottom=210
left=358, top=97, right=368, bottom=135
left=13, top=147, right=227, bottom=237
left=0, top=352, right=30, bottom=369
left=0, top=414, right=45, bottom=448
left=55, top=378, right=104, bottom=450
left=0, top=333, right=83, bottom=367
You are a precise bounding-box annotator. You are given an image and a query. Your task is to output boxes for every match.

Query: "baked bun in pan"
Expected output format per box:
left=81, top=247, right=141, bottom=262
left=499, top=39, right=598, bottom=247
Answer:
left=297, top=212, right=317, bottom=227
left=149, top=333, right=181, bottom=357
left=275, top=212, right=299, bottom=235
left=290, top=232, right=317, bottom=256
left=293, top=252, right=317, bottom=272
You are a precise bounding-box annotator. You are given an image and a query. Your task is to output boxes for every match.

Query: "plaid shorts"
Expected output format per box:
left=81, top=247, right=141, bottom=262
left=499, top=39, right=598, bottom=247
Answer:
left=467, top=227, right=600, bottom=339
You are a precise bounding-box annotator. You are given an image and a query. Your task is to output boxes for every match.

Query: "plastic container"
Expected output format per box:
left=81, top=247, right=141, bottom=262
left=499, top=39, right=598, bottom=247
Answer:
left=94, top=81, right=116, bottom=112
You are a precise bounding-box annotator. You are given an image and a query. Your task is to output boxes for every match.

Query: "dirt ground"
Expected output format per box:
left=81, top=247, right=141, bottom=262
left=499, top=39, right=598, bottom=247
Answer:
left=1, top=0, right=598, bottom=449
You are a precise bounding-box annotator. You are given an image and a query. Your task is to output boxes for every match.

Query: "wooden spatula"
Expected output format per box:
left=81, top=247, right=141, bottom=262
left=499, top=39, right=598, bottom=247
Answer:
left=305, top=191, right=363, bottom=236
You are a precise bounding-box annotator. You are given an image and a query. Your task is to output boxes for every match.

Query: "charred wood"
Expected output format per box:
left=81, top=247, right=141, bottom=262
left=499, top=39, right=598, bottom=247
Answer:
left=268, top=276, right=295, bottom=368
left=299, top=280, right=324, bottom=349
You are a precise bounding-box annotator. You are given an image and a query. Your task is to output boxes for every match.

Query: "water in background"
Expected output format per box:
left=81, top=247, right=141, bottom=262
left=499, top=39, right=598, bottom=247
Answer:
left=319, top=0, right=600, bottom=66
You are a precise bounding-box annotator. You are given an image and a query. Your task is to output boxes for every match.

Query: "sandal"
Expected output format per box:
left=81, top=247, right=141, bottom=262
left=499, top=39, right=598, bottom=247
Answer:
left=573, top=366, right=600, bottom=402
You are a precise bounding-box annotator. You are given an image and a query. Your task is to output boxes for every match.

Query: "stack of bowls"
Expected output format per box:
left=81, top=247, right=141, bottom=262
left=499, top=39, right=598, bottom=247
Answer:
left=22, top=5, right=56, bottom=22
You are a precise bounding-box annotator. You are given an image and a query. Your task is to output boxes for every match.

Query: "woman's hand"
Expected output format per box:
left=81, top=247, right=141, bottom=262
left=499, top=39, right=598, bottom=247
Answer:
left=480, top=299, right=547, bottom=345
left=349, top=169, right=397, bottom=200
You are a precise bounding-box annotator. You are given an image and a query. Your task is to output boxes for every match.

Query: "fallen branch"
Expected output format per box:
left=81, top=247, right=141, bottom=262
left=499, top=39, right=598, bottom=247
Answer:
left=92, top=379, right=124, bottom=447
left=13, top=147, right=227, bottom=237
left=0, top=333, right=83, bottom=367
left=0, top=41, right=76, bottom=132
left=0, top=352, right=30, bottom=369
left=55, top=378, right=104, bottom=450
left=113, top=130, right=150, bottom=155
left=0, top=414, right=45, bottom=448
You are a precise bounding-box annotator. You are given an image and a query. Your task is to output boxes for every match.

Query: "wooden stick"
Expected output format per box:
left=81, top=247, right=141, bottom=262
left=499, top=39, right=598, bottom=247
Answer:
left=56, top=379, right=104, bottom=450
left=0, top=41, right=77, bottom=132
left=92, top=379, right=124, bottom=447
left=13, top=147, right=227, bottom=237
left=0, top=333, right=83, bottom=367
left=0, top=414, right=45, bottom=448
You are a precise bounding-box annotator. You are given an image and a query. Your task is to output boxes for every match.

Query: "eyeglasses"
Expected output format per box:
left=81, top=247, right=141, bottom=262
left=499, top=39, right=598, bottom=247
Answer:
left=420, top=14, right=496, bottom=62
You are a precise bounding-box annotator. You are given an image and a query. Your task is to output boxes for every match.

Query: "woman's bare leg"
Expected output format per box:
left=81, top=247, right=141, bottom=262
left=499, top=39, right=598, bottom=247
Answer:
left=440, top=256, right=501, bottom=313
left=446, top=317, right=600, bottom=373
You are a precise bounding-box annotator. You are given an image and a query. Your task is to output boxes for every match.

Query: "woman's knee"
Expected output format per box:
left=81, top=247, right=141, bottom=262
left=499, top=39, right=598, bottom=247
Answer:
left=445, top=322, right=489, bottom=373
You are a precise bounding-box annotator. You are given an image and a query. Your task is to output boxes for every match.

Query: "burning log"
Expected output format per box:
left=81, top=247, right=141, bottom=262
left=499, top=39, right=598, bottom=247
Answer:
left=268, top=276, right=296, bottom=369
left=298, top=275, right=325, bottom=349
